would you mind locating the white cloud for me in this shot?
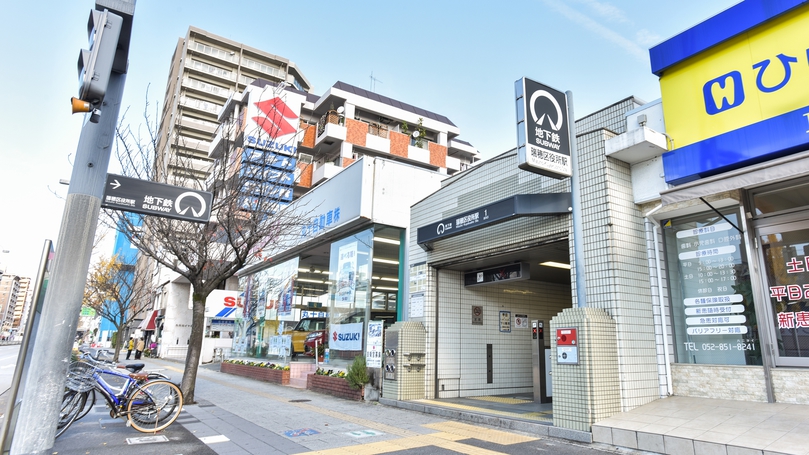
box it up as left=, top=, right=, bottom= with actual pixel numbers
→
left=539, top=0, right=647, bottom=62
left=635, top=29, right=662, bottom=47
left=571, top=0, right=631, bottom=24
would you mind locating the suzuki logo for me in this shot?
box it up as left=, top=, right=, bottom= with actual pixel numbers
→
left=252, top=97, right=298, bottom=139
left=703, top=71, right=745, bottom=115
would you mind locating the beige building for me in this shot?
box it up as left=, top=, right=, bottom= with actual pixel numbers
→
left=155, top=26, right=313, bottom=183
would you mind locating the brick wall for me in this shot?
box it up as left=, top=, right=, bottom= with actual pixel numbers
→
left=220, top=363, right=290, bottom=385
left=300, top=123, right=316, bottom=148
left=307, top=374, right=363, bottom=401
left=389, top=131, right=409, bottom=158
left=345, top=118, right=367, bottom=147
left=428, top=142, right=447, bottom=168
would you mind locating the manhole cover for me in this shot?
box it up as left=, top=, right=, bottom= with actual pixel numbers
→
left=289, top=399, right=311, bottom=403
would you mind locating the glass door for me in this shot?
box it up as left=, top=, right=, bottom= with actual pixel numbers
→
left=758, top=221, right=809, bottom=366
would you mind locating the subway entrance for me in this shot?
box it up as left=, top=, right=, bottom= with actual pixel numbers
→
left=427, top=239, right=571, bottom=420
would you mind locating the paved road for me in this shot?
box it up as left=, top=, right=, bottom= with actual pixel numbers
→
left=50, top=358, right=639, bottom=455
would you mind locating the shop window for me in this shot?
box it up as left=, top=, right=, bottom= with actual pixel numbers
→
left=663, top=209, right=762, bottom=365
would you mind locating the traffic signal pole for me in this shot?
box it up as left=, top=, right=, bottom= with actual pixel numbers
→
left=10, top=2, right=134, bottom=452
left=10, top=72, right=126, bottom=455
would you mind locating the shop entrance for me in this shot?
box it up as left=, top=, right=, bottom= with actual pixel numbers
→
left=431, top=239, right=571, bottom=416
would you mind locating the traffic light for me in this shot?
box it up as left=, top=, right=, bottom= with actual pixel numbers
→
left=76, top=9, right=122, bottom=107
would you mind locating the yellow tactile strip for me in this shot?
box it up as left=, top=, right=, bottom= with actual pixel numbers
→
left=467, top=396, right=533, bottom=405
left=297, top=422, right=538, bottom=455
left=179, top=365, right=542, bottom=454
left=414, top=399, right=553, bottom=423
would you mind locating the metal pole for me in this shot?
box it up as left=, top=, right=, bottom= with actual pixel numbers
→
left=566, top=91, right=586, bottom=308
left=11, top=73, right=126, bottom=455
left=0, top=241, right=52, bottom=454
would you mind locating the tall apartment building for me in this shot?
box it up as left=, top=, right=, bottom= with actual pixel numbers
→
left=12, top=277, right=31, bottom=334
left=155, top=26, right=313, bottom=183
left=0, top=275, right=20, bottom=335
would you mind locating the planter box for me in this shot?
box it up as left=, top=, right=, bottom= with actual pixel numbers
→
left=307, top=374, right=363, bottom=401
left=220, top=363, right=290, bottom=385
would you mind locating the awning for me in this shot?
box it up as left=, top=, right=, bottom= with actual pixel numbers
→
left=138, top=310, right=159, bottom=331
left=660, top=149, right=809, bottom=206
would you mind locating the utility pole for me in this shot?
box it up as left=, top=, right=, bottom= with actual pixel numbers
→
left=10, top=2, right=135, bottom=454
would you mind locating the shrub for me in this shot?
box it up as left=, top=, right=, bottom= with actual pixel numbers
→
left=346, top=356, right=369, bottom=390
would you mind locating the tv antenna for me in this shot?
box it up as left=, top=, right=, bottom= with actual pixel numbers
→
left=370, top=72, right=383, bottom=92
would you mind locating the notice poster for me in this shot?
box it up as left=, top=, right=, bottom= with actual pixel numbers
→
left=675, top=222, right=747, bottom=336
left=336, top=242, right=358, bottom=307
left=366, top=321, right=384, bottom=368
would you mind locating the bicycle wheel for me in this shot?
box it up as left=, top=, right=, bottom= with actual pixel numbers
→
left=75, top=389, right=96, bottom=422
left=55, top=390, right=85, bottom=438
left=126, top=380, right=183, bottom=433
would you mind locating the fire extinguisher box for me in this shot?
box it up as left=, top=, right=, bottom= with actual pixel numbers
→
left=556, top=327, right=578, bottom=364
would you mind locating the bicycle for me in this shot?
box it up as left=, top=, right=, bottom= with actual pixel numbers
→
left=57, top=350, right=183, bottom=436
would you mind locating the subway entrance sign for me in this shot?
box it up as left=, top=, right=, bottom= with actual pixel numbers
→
left=101, top=173, right=213, bottom=223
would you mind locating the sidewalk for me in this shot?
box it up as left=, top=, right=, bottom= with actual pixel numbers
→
left=50, top=358, right=626, bottom=455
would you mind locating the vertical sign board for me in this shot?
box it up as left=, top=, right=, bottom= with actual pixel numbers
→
left=515, top=77, right=571, bottom=179
left=556, top=327, right=578, bottom=364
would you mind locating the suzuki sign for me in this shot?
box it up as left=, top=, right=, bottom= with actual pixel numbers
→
left=204, top=290, right=241, bottom=319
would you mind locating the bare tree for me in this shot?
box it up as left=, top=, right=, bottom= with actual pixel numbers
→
left=83, top=254, right=152, bottom=361
left=107, top=85, right=313, bottom=403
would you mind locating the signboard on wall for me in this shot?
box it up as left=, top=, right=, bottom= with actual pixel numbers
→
left=515, top=77, right=571, bottom=179
left=651, top=3, right=809, bottom=184
left=464, top=263, right=530, bottom=287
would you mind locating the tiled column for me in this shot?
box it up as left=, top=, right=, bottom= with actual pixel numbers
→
left=551, top=307, right=621, bottom=432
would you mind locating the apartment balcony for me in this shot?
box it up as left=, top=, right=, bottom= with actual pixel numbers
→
left=184, top=58, right=237, bottom=84
left=175, top=136, right=210, bottom=155
left=604, top=126, right=668, bottom=164
left=312, top=162, right=342, bottom=186
left=181, top=77, right=231, bottom=101
left=177, top=114, right=218, bottom=137
left=180, top=96, right=222, bottom=117
left=209, top=124, right=245, bottom=160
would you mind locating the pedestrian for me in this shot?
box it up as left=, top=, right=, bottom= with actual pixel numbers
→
left=126, top=337, right=134, bottom=360
left=135, top=337, right=145, bottom=360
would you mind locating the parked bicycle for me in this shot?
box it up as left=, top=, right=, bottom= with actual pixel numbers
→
left=57, top=350, right=183, bottom=437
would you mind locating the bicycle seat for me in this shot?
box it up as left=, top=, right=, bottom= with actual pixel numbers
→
left=120, top=363, right=145, bottom=373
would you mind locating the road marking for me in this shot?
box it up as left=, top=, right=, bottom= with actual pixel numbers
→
left=199, top=435, right=229, bottom=444
left=126, top=435, right=169, bottom=444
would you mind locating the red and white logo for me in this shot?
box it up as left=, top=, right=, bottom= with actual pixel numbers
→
left=252, top=97, right=298, bottom=139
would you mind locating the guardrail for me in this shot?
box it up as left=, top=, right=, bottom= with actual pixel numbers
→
left=162, top=345, right=188, bottom=360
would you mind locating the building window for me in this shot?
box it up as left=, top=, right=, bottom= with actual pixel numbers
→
left=663, top=209, right=762, bottom=365
left=241, top=57, right=282, bottom=79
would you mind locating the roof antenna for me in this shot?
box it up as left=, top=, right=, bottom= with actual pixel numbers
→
left=370, top=71, right=383, bottom=92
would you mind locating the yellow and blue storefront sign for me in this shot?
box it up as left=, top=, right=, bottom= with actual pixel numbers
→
left=651, top=0, right=809, bottom=185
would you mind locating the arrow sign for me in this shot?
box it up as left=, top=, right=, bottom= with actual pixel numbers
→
left=102, top=173, right=213, bottom=223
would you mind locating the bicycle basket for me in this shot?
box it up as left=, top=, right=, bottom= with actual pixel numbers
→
left=65, top=361, right=96, bottom=392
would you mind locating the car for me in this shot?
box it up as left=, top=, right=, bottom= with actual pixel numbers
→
left=283, top=317, right=326, bottom=356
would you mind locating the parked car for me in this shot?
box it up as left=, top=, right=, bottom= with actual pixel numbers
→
left=283, top=317, right=326, bottom=356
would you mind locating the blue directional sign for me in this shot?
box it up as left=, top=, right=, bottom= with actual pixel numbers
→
left=102, top=174, right=213, bottom=223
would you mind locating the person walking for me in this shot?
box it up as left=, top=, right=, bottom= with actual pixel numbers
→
left=126, top=337, right=134, bottom=360
left=135, top=337, right=145, bottom=360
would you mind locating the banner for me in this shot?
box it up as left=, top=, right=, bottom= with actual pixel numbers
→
left=336, top=242, right=358, bottom=306
left=330, top=322, right=363, bottom=351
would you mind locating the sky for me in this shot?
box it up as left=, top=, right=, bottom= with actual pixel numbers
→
left=0, top=0, right=741, bottom=279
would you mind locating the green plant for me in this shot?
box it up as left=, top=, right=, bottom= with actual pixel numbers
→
left=415, top=117, right=426, bottom=148
left=401, top=121, right=409, bottom=135
left=316, top=343, right=326, bottom=357
left=346, top=356, right=369, bottom=390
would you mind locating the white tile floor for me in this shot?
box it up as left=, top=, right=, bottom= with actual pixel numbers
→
left=593, top=396, right=809, bottom=455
